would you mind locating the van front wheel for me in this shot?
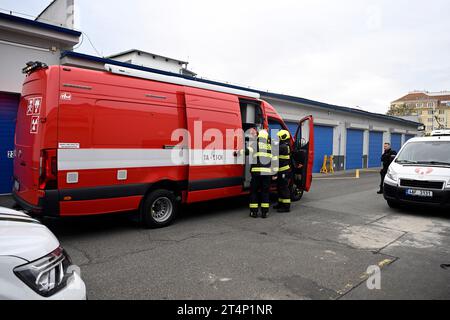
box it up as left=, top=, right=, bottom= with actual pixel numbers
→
left=141, top=189, right=178, bottom=228
left=387, top=200, right=400, bottom=209
left=291, top=183, right=304, bottom=202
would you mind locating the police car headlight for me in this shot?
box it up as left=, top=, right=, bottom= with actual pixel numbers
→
left=446, top=179, right=450, bottom=189
left=386, top=167, right=398, bottom=182
left=14, top=247, right=73, bottom=297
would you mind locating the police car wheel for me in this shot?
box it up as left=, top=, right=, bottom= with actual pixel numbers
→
left=291, top=184, right=304, bottom=202
left=387, top=200, right=400, bottom=209
left=142, top=189, right=178, bottom=228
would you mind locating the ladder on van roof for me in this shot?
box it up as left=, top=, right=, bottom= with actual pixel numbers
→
left=104, top=64, right=261, bottom=100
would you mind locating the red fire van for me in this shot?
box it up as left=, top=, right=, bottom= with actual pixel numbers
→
left=13, top=62, right=314, bottom=227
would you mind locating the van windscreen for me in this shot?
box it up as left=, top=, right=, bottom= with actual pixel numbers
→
left=396, top=141, right=450, bottom=166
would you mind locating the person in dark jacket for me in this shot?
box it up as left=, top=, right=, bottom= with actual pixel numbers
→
left=378, top=143, right=397, bottom=194
left=273, top=130, right=292, bottom=213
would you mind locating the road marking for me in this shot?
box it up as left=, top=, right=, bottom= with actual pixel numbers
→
left=336, top=258, right=394, bottom=297
left=315, top=169, right=380, bottom=180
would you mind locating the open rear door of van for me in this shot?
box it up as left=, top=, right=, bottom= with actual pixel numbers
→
left=292, top=116, right=315, bottom=192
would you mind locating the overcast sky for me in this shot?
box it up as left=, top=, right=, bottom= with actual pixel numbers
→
left=1, top=0, right=450, bottom=113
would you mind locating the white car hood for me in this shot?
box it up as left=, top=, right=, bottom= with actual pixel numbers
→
left=391, top=163, right=450, bottom=182
left=0, top=209, right=60, bottom=262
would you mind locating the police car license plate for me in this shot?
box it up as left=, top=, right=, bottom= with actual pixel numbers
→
left=406, top=189, right=433, bottom=197
left=14, top=180, right=19, bottom=191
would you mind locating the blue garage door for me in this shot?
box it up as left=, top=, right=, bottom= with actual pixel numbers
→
left=346, top=129, right=364, bottom=170
left=391, top=133, right=402, bottom=153
left=0, top=92, right=20, bottom=194
left=285, top=122, right=334, bottom=173
left=285, top=122, right=298, bottom=137
left=313, top=125, right=333, bottom=173
left=368, top=131, right=383, bottom=168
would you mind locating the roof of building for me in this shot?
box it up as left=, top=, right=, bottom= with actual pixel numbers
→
left=61, top=51, right=421, bottom=127
left=106, top=49, right=189, bottom=65
left=0, top=11, right=81, bottom=37
left=393, top=91, right=450, bottom=103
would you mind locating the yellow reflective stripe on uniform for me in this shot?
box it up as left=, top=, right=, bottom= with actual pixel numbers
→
left=258, top=142, right=271, bottom=150
left=279, top=165, right=291, bottom=172
left=249, top=203, right=259, bottom=209
left=279, top=155, right=290, bottom=160
left=261, top=203, right=270, bottom=208
left=278, top=198, right=291, bottom=204
left=251, top=167, right=272, bottom=173
left=258, top=131, right=269, bottom=139
left=255, top=152, right=272, bottom=158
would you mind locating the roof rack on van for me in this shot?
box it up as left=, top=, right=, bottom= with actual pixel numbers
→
left=22, top=61, right=48, bottom=75
left=430, top=129, right=450, bottom=137
left=104, top=64, right=261, bottom=100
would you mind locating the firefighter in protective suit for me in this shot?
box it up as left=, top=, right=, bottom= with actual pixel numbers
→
left=248, top=129, right=272, bottom=218
left=273, top=130, right=292, bottom=213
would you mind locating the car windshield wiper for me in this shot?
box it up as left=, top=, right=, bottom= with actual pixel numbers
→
left=396, top=160, right=418, bottom=164
left=416, top=161, right=450, bottom=166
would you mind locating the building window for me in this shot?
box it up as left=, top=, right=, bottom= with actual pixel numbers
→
left=428, top=118, right=434, bottom=122
left=439, top=109, right=445, bottom=114
left=428, top=102, right=434, bottom=107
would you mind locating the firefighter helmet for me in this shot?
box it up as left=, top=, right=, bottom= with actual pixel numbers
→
left=277, top=130, right=291, bottom=141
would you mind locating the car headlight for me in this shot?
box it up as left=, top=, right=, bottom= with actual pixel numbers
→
left=14, top=247, right=73, bottom=297
left=386, top=167, right=398, bottom=182
left=446, top=179, right=450, bottom=189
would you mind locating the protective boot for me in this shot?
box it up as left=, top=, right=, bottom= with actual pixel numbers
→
left=261, top=208, right=269, bottom=219
left=277, top=204, right=290, bottom=213
left=250, top=209, right=258, bottom=218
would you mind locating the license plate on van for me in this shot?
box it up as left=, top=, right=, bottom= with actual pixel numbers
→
left=13, top=180, right=20, bottom=191
left=406, top=189, right=433, bottom=197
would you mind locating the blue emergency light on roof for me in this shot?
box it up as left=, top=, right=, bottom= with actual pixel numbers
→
left=22, top=61, right=48, bottom=75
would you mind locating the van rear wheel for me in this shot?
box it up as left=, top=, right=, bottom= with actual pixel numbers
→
left=141, top=189, right=178, bottom=228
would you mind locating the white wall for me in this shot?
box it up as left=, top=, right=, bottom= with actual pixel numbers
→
left=0, top=41, right=61, bottom=93
left=37, top=0, right=74, bottom=29
left=112, top=52, right=184, bottom=74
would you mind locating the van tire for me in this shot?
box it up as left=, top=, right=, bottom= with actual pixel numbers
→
left=291, top=184, right=304, bottom=202
left=387, top=200, right=400, bottom=209
left=141, top=189, right=178, bottom=228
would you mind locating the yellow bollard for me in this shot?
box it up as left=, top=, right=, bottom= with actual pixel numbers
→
left=320, top=155, right=328, bottom=174
left=328, top=156, right=335, bottom=174
left=355, top=169, right=360, bottom=179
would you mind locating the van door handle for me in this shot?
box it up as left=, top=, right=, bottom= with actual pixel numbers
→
left=163, top=145, right=177, bottom=150
left=20, top=161, right=26, bottom=166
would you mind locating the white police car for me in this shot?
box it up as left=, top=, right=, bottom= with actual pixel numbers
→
left=0, top=207, right=86, bottom=300
left=383, top=131, right=450, bottom=208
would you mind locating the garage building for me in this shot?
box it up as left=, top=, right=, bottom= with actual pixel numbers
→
left=0, top=7, right=420, bottom=194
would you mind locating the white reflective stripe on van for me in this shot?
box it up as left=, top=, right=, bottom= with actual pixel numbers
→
left=58, top=149, right=244, bottom=171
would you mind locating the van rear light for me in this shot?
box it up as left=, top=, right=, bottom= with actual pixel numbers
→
left=39, top=149, right=58, bottom=190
